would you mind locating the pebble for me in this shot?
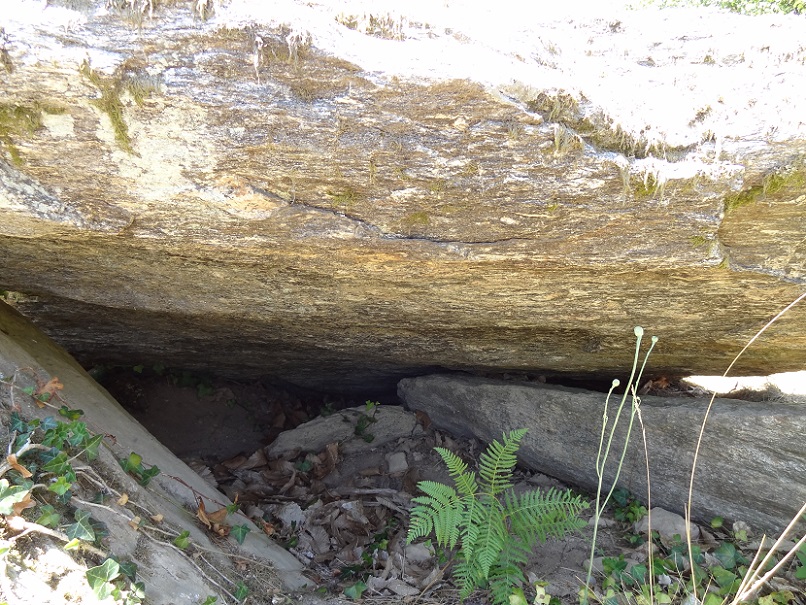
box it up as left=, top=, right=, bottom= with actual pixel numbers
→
left=386, top=451, right=408, bottom=474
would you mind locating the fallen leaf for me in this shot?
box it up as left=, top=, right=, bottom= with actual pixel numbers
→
left=242, top=448, right=268, bottom=470
left=150, top=513, right=164, bottom=523
left=206, top=506, right=229, bottom=526
left=129, top=516, right=142, bottom=531
left=12, top=493, right=35, bottom=516
left=279, top=469, right=297, bottom=494
left=196, top=498, right=211, bottom=529
left=221, top=454, right=249, bottom=470
left=6, top=454, right=32, bottom=478
left=117, top=493, right=129, bottom=506
left=35, top=377, right=64, bottom=406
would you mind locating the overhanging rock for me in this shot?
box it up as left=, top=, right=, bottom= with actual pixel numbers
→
left=1, top=1, right=805, bottom=391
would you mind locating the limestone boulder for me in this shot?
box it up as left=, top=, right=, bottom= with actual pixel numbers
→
left=1, top=1, right=806, bottom=391
left=398, top=373, right=806, bottom=534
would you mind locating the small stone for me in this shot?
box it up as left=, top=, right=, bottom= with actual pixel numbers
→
left=386, top=579, right=419, bottom=596
left=634, top=507, right=700, bottom=543
left=404, top=542, right=434, bottom=563
left=386, top=451, right=408, bottom=474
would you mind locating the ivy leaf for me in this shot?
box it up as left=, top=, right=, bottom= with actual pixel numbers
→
left=10, top=412, right=29, bottom=433
left=129, top=581, right=146, bottom=602
left=86, top=558, right=121, bottom=600
left=42, top=423, right=69, bottom=448
left=43, top=451, right=73, bottom=477
left=82, top=434, right=104, bottom=461
left=713, top=542, right=744, bottom=570
left=58, top=405, right=83, bottom=421
left=0, top=479, right=31, bottom=515
left=231, top=524, right=251, bottom=545
left=66, top=421, right=90, bottom=447
left=40, top=416, right=59, bottom=431
left=173, top=530, right=190, bottom=549
left=13, top=432, right=33, bottom=452
left=36, top=504, right=61, bottom=528
left=139, top=465, right=160, bottom=486
left=344, top=581, right=367, bottom=600
left=66, top=509, right=96, bottom=541
left=234, top=581, right=249, bottom=602
left=120, top=452, right=143, bottom=474
left=48, top=475, right=73, bottom=496
left=113, top=558, right=138, bottom=581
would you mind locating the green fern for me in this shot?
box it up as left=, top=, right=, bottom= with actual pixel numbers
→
left=406, top=429, right=589, bottom=604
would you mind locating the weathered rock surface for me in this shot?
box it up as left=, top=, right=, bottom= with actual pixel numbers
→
left=0, top=300, right=309, bottom=603
left=398, top=373, right=806, bottom=534
left=1, top=1, right=806, bottom=391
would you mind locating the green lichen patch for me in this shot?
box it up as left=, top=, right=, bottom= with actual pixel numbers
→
left=724, top=185, right=763, bottom=213
left=0, top=101, right=65, bottom=165
left=325, top=187, right=361, bottom=210
left=403, top=210, right=430, bottom=226
left=690, top=234, right=709, bottom=248
left=723, top=168, right=806, bottom=213
left=80, top=60, right=134, bottom=154
left=631, top=173, right=663, bottom=199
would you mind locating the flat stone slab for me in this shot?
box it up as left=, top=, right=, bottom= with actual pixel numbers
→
left=266, top=405, right=419, bottom=458
left=398, top=373, right=806, bottom=534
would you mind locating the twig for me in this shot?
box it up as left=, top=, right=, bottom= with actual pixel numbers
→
left=413, top=554, right=454, bottom=605
left=0, top=442, right=51, bottom=476
left=5, top=516, right=107, bottom=559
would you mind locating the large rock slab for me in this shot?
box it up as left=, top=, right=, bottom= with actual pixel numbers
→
left=1, top=1, right=806, bottom=391
left=0, top=300, right=309, bottom=603
left=398, top=373, right=806, bottom=534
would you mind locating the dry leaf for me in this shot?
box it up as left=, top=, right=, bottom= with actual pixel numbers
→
left=196, top=498, right=212, bottom=529
left=35, top=377, right=64, bottom=406
left=12, top=493, right=35, bottom=516
left=221, top=454, right=249, bottom=470
left=207, top=506, right=228, bottom=525
left=6, top=454, right=32, bottom=478
left=117, top=493, right=129, bottom=506
left=150, top=513, right=164, bottom=523
left=129, top=516, right=142, bottom=531
left=242, top=448, right=268, bottom=470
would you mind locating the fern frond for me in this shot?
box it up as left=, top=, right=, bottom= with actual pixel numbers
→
left=435, top=446, right=479, bottom=498
left=488, top=540, right=528, bottom=605
left=470, top=494, right=507, bottom=580
left=452, top=554, right=486, bottom=600
left=504, top=488, right=589, bottom=546
left=407, top=481, right=464, bottom=548
left=478, top=428, right=527, bottom=496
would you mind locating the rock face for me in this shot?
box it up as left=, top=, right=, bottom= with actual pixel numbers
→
left=0, top=300, right=310, bottom=602
left=1, top=1, right=806, bottom=391
left=398, top=373, right=806, bottom=534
